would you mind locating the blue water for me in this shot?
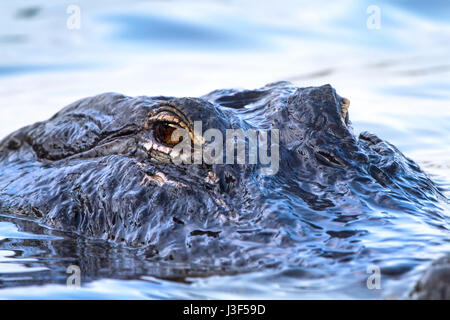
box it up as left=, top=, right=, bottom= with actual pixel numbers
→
left=0, top=0, right=449, bottom=299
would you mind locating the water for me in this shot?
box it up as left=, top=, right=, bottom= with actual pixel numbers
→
left=0, top=0, right=449, bottom=299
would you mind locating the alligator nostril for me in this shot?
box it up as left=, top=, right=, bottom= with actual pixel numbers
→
left=340, top=98, right=350, bottom=120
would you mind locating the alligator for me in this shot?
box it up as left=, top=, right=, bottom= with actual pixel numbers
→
left=0, top=82, right=448, bottom=296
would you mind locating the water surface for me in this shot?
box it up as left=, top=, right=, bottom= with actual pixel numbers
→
left=0, top=0, right=449, bottom=299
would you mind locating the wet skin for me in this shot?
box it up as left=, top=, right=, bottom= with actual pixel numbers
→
left=0, top=81, right=447, bottom=273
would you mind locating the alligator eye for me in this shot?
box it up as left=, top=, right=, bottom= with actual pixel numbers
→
left=153, top=122, right=184, bottom=147
left=148, top=109, right=193, bottom=152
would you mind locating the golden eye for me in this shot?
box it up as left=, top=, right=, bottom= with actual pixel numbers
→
left=148, top=109, right=192, bottom=149
left=153, top=122, right=184, bottom=147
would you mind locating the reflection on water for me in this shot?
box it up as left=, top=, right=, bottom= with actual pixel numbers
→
left=0, top=0, right=449, bottom=299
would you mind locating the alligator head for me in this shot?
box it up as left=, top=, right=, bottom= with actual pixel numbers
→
left=0, top=82, right=445, bottom=272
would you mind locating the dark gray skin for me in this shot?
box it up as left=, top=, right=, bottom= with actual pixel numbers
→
left=410, top=253, right=450, bottom=299
left=0, top=81, right=448, bottom=281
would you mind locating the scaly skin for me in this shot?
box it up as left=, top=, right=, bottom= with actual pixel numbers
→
left=0, top=82, right=447, bottom=275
